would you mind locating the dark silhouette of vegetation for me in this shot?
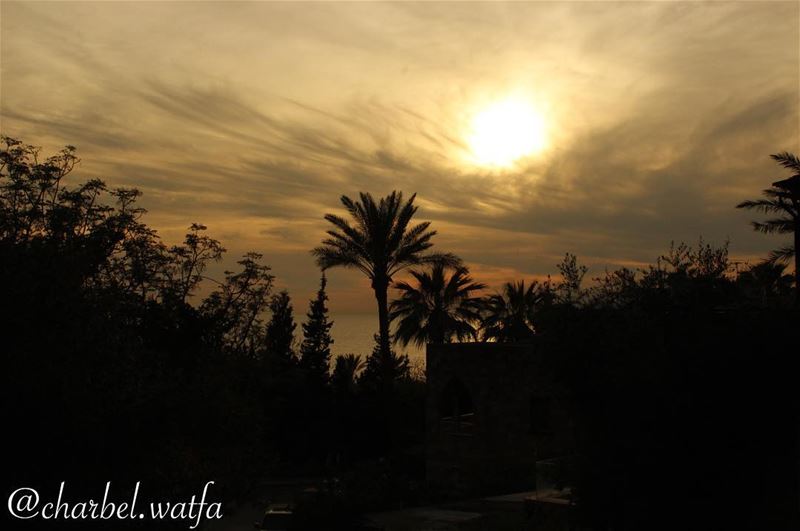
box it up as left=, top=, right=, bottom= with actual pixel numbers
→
left=481, top=280, right=545, bottom=341
left=527, top=243, right=799, bottom=531
left=0, top=138, right=428, bottom=530
left=299, top=273, right=334, bottom=385
left=360, top=334, right=411, bottom=391
left=332, top=353, right=363, bottom=394
left=390, top=263, right=485, bottom=346
left=311, top=191, right=456, bottom=390
left=202, top=251, right=275, bottom=356
left=555, top=252, right=587, bottom=306
left=2, top=136, right=797, bottom=530
left=736, top=260, right=794, bottom=305
left=0, top=137, right=286, bottom=528
left=737, top=152, right=799, bottom=304
left=264, top=290, right=298, bottom=368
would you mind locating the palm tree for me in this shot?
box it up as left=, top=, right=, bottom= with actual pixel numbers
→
left=312, top=191, right=457, bottom=382
left=331, top=353, right=363, bottom=394
left=737, top=152, right=800, bottom=304
left=390, top=263, right=486, bottom=347
left=481, top=280, right=541, bottom=342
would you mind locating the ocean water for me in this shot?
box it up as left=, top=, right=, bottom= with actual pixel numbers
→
left=327, top=313, right=425, bottom=367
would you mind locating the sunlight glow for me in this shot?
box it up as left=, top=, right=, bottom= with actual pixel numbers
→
left=467, top=99, right=547, bottom=167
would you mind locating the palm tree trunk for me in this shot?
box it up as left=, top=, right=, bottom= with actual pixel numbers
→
left=372, top=276, right=392, bottom=382
left=373, top=276, right=394, bottom=453
left=794, top=224, right=799, bottom=307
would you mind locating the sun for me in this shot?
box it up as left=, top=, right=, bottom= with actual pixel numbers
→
left=467, top=99, right=547, bottom=168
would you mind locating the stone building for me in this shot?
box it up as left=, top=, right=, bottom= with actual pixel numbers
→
left=425, top=341, right=570, bottom=497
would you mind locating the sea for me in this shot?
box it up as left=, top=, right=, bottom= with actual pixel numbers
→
left=326, top=313, right=426, bottom=368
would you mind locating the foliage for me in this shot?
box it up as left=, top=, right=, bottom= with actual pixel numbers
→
left=390, top=263, right=485, bottom=346
left=312, top=191, right=457, bottom=391
left=736, top=152, right=799, bottom=239
left=556, top=252, right=587, bottom=305
left=200, top=252, right=275, bottom=356
left=332, top=353, right=363, bottom=395
left=5, top=136, right=798, bottom=529
left=0, top=137, right=279, bottom=508
left=737, top=151, right=799, bottom=303
left=300, top=274, right=334, bottom=384
left=264, top=290, right=298, bottom=367
left=360, top=334, right=411, bottom=391
left=481, top=280, right=545, bottom=341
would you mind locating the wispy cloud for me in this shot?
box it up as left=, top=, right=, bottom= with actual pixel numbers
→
left=1, top=1, right=797, bottom=312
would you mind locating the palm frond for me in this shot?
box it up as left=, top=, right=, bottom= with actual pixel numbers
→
left=766, top=245, right=795, bottom=265
left=389, top=262, right=483, bottom=346
left=751, top=217, right=794, bottom=234
left=770, top=152, right=800, bottom=172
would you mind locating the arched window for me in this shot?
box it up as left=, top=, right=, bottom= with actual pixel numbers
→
left=440, top=378, right=475, bottom=435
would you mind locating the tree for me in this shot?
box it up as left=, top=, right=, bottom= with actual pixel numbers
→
left=201, top=252, right=274, bottom=356
left=331, top=353, right=363, bottom=395
left=359, top=334, right=410, bottom=391
left=311, top=191, right=456, bottom=387
left=737, top=152, right=800, bottom=304
left=737, top=261, right=794, bottom=306
left=264, top=290, right=297, bottom=367
left=0, top=137, right=284, bottom=500
left=556, top=253, right=588, bottom=306
left=481, top=280, right=542, bottom=342
left=300, top=273, right=334, bottom=383
left=164, top=223, right=225, bottom=304
left=390, top=263, right=485, bottom=347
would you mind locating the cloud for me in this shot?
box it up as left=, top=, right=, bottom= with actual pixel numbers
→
left=1, top=1, right=798, bottom=312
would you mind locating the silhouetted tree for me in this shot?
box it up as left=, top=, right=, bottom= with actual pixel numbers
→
left=360, top=334, right=410, bottom=389
left=737, top=152, right=799, bottom=304
left=312, top=191, right=456, bottom=388
left=164, top=223, right=225, bottom=304
left=264, top=290, right=297, bottom=367
left=586, top=267, right=639, bottom=309
left=332, top=353, right=363, bottom=395
left=481, top=280, right=542, bottom=341
left=390, top=263, right=485, bottom=346
left=201, top=252, right=274, bottom=356
left=737, top=261, right=794, bottom=307
left=556, top=252, right=588, bottom=306
left=300, top=273, right=334, bottom=384
left=581, top=239, right=734, bottom=312
left=0, top=137, right=278, bottom=503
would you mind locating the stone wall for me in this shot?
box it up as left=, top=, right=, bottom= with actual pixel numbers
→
left=426, top=342, right=559, bottom=497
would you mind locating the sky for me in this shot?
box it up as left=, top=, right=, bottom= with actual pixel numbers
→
left=1, top=1, right=799, bottom=314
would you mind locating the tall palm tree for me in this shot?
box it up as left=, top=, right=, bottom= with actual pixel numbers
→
left=390, top=263, right=486, bottom=347
left=312, top=191, right=456, bottom=381
left=737, top=152, right=800, bottom=304
left=481, top=280, right=541, bottom=342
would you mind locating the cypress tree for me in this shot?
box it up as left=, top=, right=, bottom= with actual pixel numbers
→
left=299, top=273, right=334, bottom=383
left=264, top=290, right=297, bottom=367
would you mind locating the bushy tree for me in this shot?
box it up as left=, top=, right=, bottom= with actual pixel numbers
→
left=164, top=223, right=225, bottom=304
left=556, top=252, right=588, bottom=306
left=360, top=334, right=410, bottom=391
left=202, top=252, right=275, bottom=356
left=0, top=137, right=279, bottom=502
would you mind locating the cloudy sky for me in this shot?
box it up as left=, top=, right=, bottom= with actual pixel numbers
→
left=2, top=1, right=798, bottom=313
